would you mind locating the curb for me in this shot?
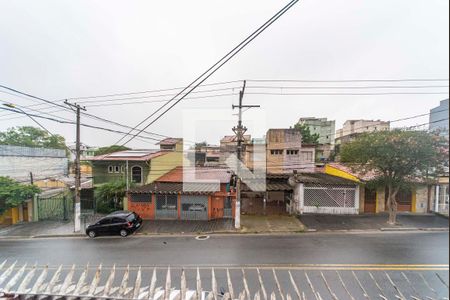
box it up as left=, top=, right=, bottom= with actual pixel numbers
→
left=380, top=227, right=449, bottom=232
left=1, top=227, right=447, bottom=240
left=32, top=234, right=86, bottom=239
left=419, top=228, right=449, bottom=232
left=380, top=227, right=420, bottom=232
left=434, top=212, right=450, bottom=219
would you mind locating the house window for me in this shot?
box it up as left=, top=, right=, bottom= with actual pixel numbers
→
left=131, top=166, right=143, bottom=183
left=108, top=165, right=114, bottom=173
left=121, top=165, right=125, bottom=173
left=114, top=166, right=120, bottom=173
left=287, top=150, right=299, bottom=155
left=271, top=149, right=283, bottom=155
left=301, top=151, right=313, bottom=162
left=156, top=194, right=178, bottom=210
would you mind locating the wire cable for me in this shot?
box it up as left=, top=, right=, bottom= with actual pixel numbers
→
left=118, top=0, right=300, bottom=146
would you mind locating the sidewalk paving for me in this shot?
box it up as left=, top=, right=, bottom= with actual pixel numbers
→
left=298, top=213, right=449, bottom=231
left=0, top=214, right=101, bottom=238
left=1, top=213, right=447, bottom=238
left=240, top=215, right=305, bottom=233
left=0, top=218, right=236, bottom=238
left=138, top=219, right=234, bottom=235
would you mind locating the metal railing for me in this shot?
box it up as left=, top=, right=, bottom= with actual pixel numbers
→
left=0, top=260, right=448, bottom=300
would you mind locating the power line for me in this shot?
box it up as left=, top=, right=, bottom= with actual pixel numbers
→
left=67, top=80, right=243, bottom=101
left=246, top=78, right=450, bottom=83
left=403, top=117, right=449, bottom=130
left=246, top=85, right=449, bottom=90
left=246, top=91, right=448, bottom=96
left=84, top=93, right=238, bottom=108
left=0, top=84, right=69, bottom=111
left=1, top=79, right=447, bottom=117
left=118, top=0, right=300, bottom=146
left=0, top=81, right=240, bottom=117
left=73, top=83, right=448, bottom=105
left=0, top=85, right=174, bottom=141
left=76, top=87, right=241, bottom=105
left=0, top=101, right=73, bottom=122
left=0, top=107, right=166, bottom=143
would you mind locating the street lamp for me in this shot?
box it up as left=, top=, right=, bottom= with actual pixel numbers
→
left=3, top=103, right=16, bottom=109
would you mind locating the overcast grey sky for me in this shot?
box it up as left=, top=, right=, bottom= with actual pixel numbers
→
left=0, top=0, right=448, bottom=148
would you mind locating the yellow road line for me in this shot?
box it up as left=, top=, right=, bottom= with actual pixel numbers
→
left=3, top=264, right=448, bottom=271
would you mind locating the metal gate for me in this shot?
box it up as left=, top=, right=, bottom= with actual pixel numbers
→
left=223, top=197, right=233, bottom=218
left=181, top=196, right=208, bottom=220
left=303, top=183, right=358, bottom=214
left=38, top=192, right=73, bottom=221
left=155, top=195, right=178, bottom=219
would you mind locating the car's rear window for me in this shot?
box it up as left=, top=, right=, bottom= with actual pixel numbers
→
left=126, top=214, right=136, bottom=222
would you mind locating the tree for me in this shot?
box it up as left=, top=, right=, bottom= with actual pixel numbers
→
left=195, top=141, right=208, bottom=150
left=0, top=177, right=40, bottom=214
left=0, top=126, right=67, bottom=150
left=294, top=123, right=320, bottom=144
left=94, top=145, right=131, bottom=156
left=341, top=130, right=447, bottom=224
left=94, top=181, right=128, bottom=213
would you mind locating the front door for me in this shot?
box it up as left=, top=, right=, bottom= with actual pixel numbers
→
left=223, top=197, right=233, bottom=218
left=364, top=188, right=377, bottom=213
left=211, top=196, right=224, bottom=219
left=385, top=188, right=412, bottom=212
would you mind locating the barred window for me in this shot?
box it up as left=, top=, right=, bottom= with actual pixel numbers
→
left=132, top=166, right=143, bottom=183
left=131, top=194, right=151, bottom=203
left=271, top=149, right=283, bottom=155
left=156, top=195, right=178, bottom=210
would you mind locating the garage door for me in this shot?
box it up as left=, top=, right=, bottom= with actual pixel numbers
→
left=181, top=195, right=208, bottom=220
left=155, top=194, right=178, bottom=219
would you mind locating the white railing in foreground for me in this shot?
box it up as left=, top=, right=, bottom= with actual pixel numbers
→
left=0, top=260, right=448, bottom=300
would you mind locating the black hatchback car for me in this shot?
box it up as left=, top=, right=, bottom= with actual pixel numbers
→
left=86, top=211, right=142, bottom=238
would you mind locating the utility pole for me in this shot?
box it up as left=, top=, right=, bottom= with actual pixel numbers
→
left=64, top=100, right=86, bottom=233
left=29, top=172, right=33, bottom=185
left=232, top=80, right=260, bottom=229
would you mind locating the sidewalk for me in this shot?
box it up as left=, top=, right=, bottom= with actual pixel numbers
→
left=240, top=215, right=306, bottom=233
left=298, top=213, right=449, bottom=232
left=1, top=213, right=447, bottom=238
left=138, top=219, right=235, bottom=235
left=0, top=214, right=101, bottom=238
left=0, top=218, right=236, bottom=238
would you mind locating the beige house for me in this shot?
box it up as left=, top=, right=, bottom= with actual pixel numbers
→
left=266, top=129, right=315, bottom=174
left=325, top=163, right=435, bottom=214
left=335, top=120, right=390, bottom=145
left=219, top=135, right=252, bottom=165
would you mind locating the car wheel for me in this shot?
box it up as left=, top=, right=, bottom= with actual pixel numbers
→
left=120, top=229, right=128, bottom=237
left=88, top=231, right=96, bottom=238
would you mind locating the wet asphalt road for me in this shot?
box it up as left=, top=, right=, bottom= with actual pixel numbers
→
left=0, top=232, right=448, bottom=299
left=0, top=231, right=448, bottom=266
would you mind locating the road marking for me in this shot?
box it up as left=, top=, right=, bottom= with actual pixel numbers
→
left=1, top=264, right=448, bottom=271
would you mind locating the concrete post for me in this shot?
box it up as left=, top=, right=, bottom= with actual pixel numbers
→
left=355, top=185, right=360, bottom=213
left=435, top=185, right=440, bottom=212
left=18, top=204, right=24, bottom=222
left=33, top=194, right=39, bottom=222
left=299, top=183, right=305, bottom=214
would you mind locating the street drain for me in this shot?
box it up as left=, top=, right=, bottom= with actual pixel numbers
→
left=195, top=235, right=210, bottom=241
